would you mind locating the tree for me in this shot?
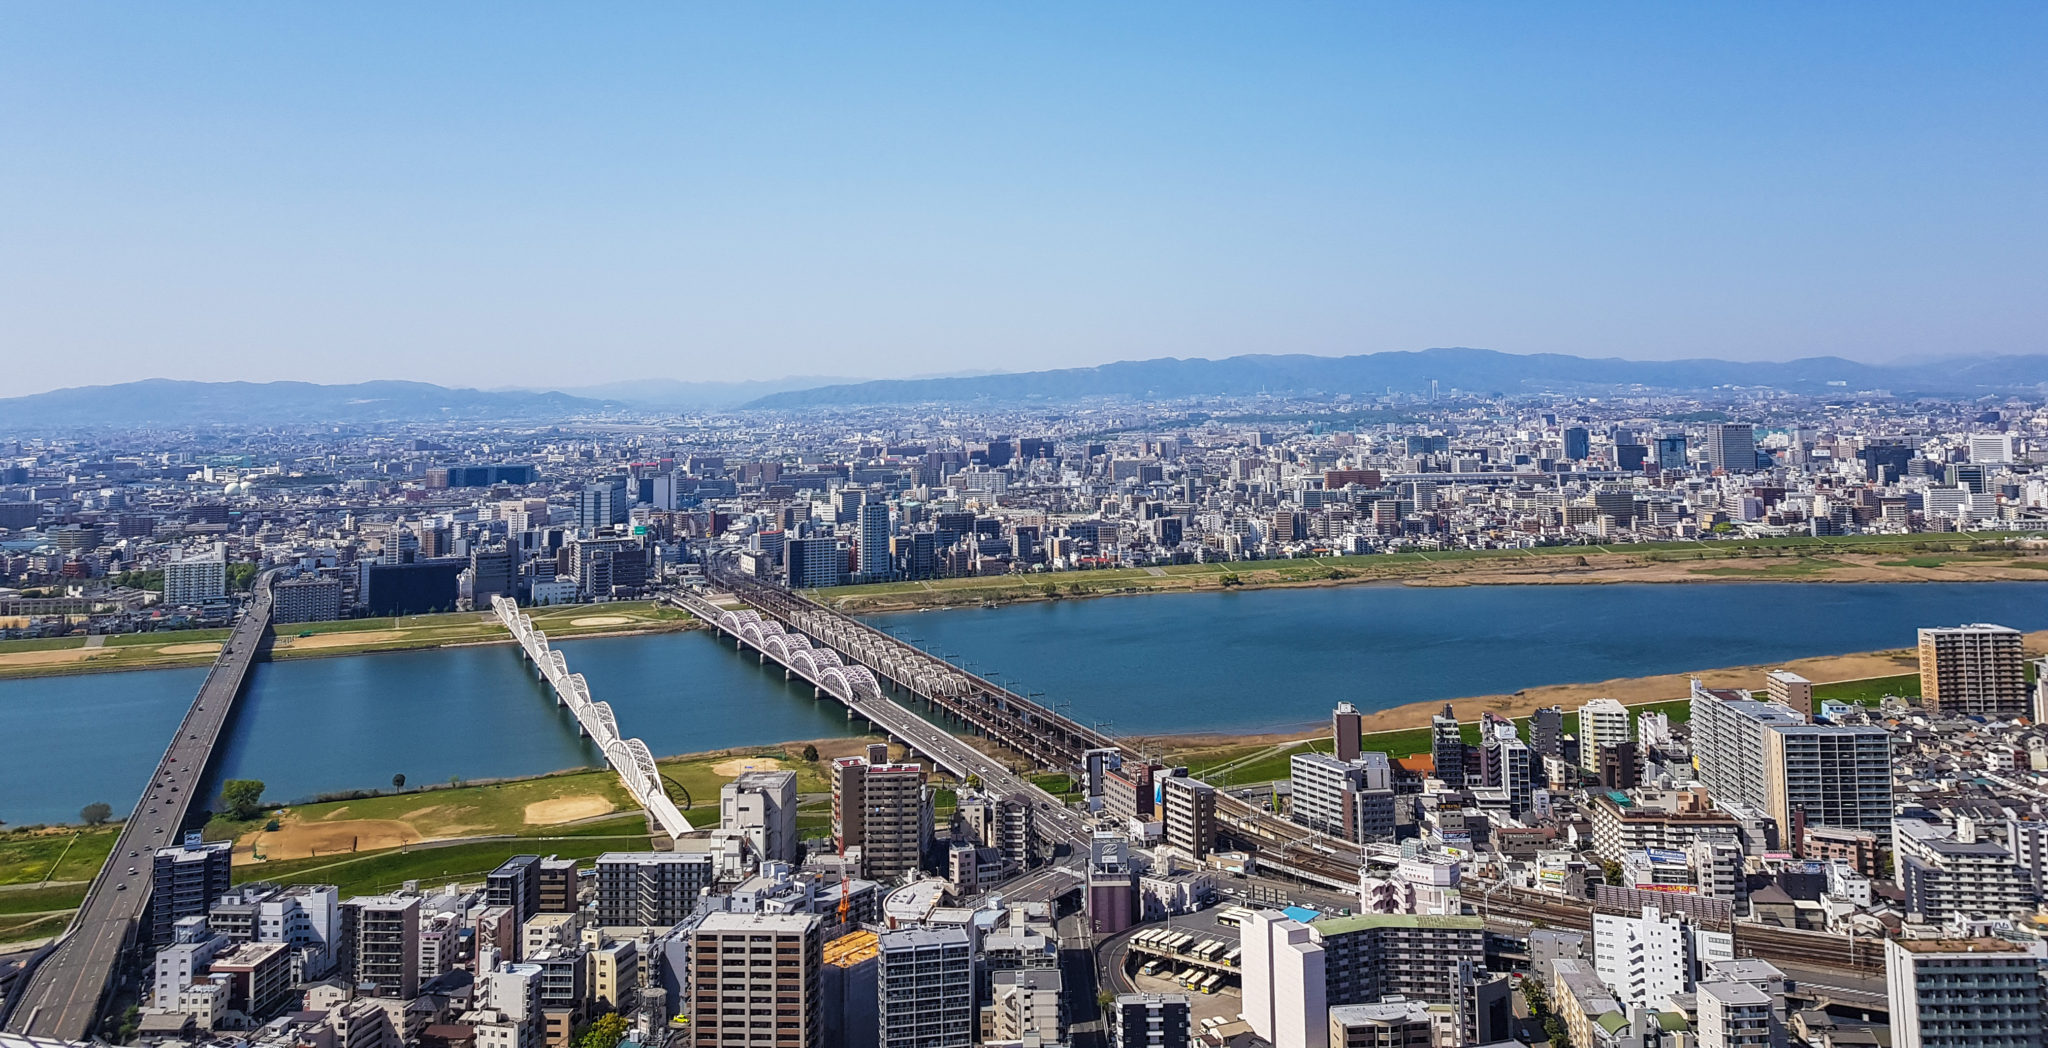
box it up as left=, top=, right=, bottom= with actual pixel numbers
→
left=800, top=744, right=820, bottom=763
left=1599, top=858, right=1624, bottom=886
left=220, top=779, right=266, bottom=820
left=575, top=1013, right=628, bottom=1048
left=392, top=773, right=406, bottom=790
left=80, top=802, right=113, bottom=826
left=226, top=562, right=260, bottom=592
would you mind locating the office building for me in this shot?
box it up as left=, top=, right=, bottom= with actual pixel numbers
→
left=833, top=753, right=930, bottom=881
left=1886, top=937, right=2047, bottom=1048
left=1919, top=624, right=2029, bottom=718
left=689, top=912, right=823, bottom=1048
left=1111, top=994, right=1191, bottom=1048
left=152, top=837, right=234, bottom=946
left=722, top=770, right=800, bottom=864
left=1563, top=426, right=1590, bottom=461
left=273, top=574, right=344, bottom=624
left=1160, top=773, right=1216, bottom=861
left=338, top=895, right=421, bottom=1000
left=1705, top=423, right=1757, bottom=473
left=856, top=502, right=894, bottom=582
left=1592, top=903, right=1734, bottom=1008
left=165, top=542, right=228, bottom=606
left=1577, top=698, right=1631, bottom=773
left=1087, top=835, right=1138, bottom=936
left=785, top=535, right=845, bottom=590
left=877, top=926, right=974, bottom=1048
left=595, top=852, right=715, bottom=928
left=577, top=477, right=629, bottom=530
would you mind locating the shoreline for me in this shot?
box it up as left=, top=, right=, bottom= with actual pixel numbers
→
left=819, top=537, right=2048, bottom=615
left=0, top=607, right=702, bottom=682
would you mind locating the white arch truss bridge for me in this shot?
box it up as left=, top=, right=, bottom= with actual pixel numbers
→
left=491, top=596, right=691, bottom=838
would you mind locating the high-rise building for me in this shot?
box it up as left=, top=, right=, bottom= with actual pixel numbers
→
left=1310, top=914, right=1487, bottom=1009
left=1688, top=683, right=1892, bottom=837
left=537, top=857, right=578, bottom=914
left=1528, top=706, right=1565, bottom=757
left=1577, top=699, right=1631, bottom=773
left=151, top=837, right=233, bottom=946
left=1431, top=707, right=1465, bottom=787
left=786, top=536, right=845, bottom=590
left=1919, top=624, right=2029, bottom=718
left=594, top=852, right=716, bottom=928
left=833, top=753, right=930, bottom=881
left=1886, top=937, right=2047, bottom=1048
left=1705, top=423, right=1757, bottom=474
left=1159, top=774, right=1216, bottom=861
left=1332, top=701, right=1362, bottom=762
left=988, top=969, right=1064, bottom=1045
left=1110, top=993, right=1191, bottom=1048
left=1970, top=433, right=2017, bottom=465
left=577, top=478, right=629, bottom=530
left=876, top=926, right=974, bottom=1048
left=856, top=502, right=894, bottom=581
left=721, top=770, right=800, bottom=864
left=1563, top=426, right=1590, bottom=461
left=1290, top=752, right=1395, bottom=843
left=487, top=855, right=543, bottom=954
left=1240, top=910, right=1327, bottom=1048
left=164, top=542, right=227, bottom=606
left=338, top=895, right=421, bottom=1000
left=1653, top=434, right=1690, bottom=471
left=273, top=574, right=344, bottom=624
left=689, top=912, right=823, bottom=1048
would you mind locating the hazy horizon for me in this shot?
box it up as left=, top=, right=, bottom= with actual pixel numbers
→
left=4, top=4, right=2044, bottom=395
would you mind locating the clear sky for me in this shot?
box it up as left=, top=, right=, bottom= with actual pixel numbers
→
left=3, top=4, right=2044, bottom=395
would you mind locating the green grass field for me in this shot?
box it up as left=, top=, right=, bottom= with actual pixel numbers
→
left=1812, top=674, right=1922, bottom=704
left=232, top=817, right=657, bottom=897
left=0, top=826, right=121, bottom=886
left=816, top=533, right=2043, bottom=610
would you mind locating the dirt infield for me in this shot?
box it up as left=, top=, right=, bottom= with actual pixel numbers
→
left=0, top=648, right=93, bottom=667
left=569, top=616, right=633, bottom=627
left=276, top=630, right=410, bottom=650
left=157, top=643, right=223, bottom=656
left=711, top=757, right=789, bottom=777
left=523, top=795, right=615, bottom=824
left=241, top=817, right=421, bottom=861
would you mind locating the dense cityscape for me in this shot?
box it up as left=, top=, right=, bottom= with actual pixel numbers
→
left=2, top=387, right=2048, bottom=1048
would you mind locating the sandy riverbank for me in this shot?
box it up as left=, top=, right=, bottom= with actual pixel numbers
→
left=1139, top=629, right=2048, bottom=751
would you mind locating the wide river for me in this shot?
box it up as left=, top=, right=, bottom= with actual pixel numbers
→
left=3, top=581, right=2045, bottom=825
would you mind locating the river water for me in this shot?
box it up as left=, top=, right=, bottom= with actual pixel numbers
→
left=4, top=581, right=2045, bottom=825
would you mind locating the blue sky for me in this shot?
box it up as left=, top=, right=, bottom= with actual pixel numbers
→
left=2, top=4, right=2044, bottom=394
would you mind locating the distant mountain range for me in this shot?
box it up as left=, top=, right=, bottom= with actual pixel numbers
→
left=0, top=379, right=614, bottom=429
left=745, top=347, right=2048, bottom=407
left=8, top=348, right=2047, bottom=428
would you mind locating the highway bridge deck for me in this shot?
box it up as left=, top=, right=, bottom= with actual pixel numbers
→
left=2, top=574, right=277, bottom=1040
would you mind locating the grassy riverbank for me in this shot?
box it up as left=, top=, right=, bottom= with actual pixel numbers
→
left=812, top=533, right=2048, bottom=613
left=0, top=600, right=696, bottom=680
left=0, top=736, right=885, bottom=948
